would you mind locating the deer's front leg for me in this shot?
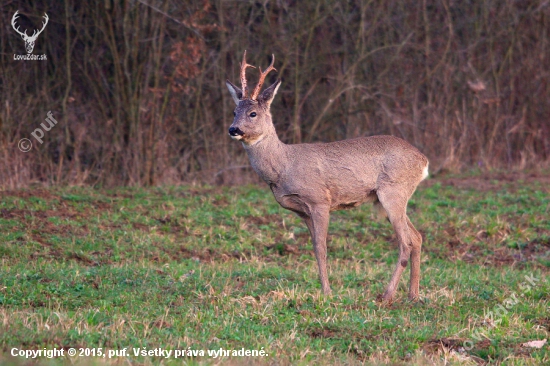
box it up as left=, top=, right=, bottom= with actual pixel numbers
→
left=302, top=207, right=331, bottom=295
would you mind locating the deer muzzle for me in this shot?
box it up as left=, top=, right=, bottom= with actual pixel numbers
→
left=228, top=127, right=244, bottom=140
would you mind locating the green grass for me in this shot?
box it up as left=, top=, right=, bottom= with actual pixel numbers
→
left=0, top=174, right=549, bottom=365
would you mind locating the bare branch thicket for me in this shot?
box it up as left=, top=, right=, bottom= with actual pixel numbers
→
left=0, top=0, right=548, bottom=187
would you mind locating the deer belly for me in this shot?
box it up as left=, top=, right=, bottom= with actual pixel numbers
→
left=329, top=189, right=377, bottom=211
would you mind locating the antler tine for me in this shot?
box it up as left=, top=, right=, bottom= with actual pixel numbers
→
left=240, top=50, right=256, bottom=99
left=31, top=13, right=49, bottom=39
left=11, top=11, right=27, bottom=37
left=38, top=13, right=49, bottom=33
left=251, top=54, right=277, bottom=100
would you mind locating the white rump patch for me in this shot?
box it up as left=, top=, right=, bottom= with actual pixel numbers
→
left=421, top=162, right=429, bottom=180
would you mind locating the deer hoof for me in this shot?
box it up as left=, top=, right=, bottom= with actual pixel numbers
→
left=408, top=294, right=424, bottom=303
left=376, top=293, right=394, bottom=305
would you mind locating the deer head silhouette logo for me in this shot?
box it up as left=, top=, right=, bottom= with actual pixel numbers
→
left=11, top=11, right=49, bottom=54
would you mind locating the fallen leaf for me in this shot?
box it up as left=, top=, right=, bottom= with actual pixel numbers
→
left=522, top=339, right=547, bottom=348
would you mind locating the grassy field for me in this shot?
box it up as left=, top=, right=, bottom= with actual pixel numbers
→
left=0, top=172, right=549, bottom=365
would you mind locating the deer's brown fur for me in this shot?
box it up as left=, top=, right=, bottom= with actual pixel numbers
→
left=226, top=52, right=428, bottom=301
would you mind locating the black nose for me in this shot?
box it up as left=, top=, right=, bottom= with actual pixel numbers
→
left=228, top=127, right=244, bottom=136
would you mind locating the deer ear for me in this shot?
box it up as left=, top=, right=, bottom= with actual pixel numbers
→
left=226, top=80, right=243, bottom=105
left=258, top=79, right=281, bottom=107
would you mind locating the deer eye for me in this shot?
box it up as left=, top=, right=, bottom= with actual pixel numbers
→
left=250, top=112, right=257, bottom=117
left=233, top=111, right=236, bottom=116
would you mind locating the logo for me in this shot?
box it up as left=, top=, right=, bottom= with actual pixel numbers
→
left=18, top=111, right=58, bottom=152
left=11, top=10, right=48, bottom=60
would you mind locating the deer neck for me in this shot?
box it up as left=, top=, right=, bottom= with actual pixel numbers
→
left=243, top=131, right=288, bottom=185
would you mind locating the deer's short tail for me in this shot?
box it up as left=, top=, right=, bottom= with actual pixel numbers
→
left=421, top=161, right=429, bottom=181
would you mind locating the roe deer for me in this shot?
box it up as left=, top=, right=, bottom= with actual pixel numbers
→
left=226, top=51, right=429, bottom=301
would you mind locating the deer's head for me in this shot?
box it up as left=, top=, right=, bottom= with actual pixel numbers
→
left=226, top=51, right=281, bottom=146
left=11, top=11, right=49, bottom=54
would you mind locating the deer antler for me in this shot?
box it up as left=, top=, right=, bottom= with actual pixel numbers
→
left=11, top=11, right=49, bottom=40
left=31, top=13, right=49, bottom=40
left=11, top=11, right=27, bottom=38
left=251, top=54, right=277, bottom=100
left=240, top=50, right=256, bottom=99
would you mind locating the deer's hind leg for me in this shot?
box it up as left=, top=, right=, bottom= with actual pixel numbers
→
left=376, top=187, right=417, bottom=302
left=407, top=216, right=422, bottom=300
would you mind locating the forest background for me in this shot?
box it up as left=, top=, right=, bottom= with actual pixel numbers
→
left=1, top=0, right=548, bottom=187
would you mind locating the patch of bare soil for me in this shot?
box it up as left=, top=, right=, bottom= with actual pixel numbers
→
left=246, top=214, right=284, bottom=227
left=1, top=207, right=81, bottom=220
left=177, top=187, right=224, bottom=197
left=92, top=201, right=112, bottom=210
left=307, top=326, right=374, bottom=341
left=156, top=215, right=176, bottom=225
left=151, top=319, right=173, bottom=329
left=306, top=325, right=374, bottom=361
left=265, top=243, right=302, bottom=256
left=534, top=317, right=550, bottom=331
left=423, top=337, right=467, bottom=354
left=151, top=244, right=252, bottom=263
left=439, top=222, right=550, bottom=267
left=30, top=248, right=62, bottom=260
left=246, top=214, right=313, bottom=248
left=2, top=206, right=93, bottom=249
left=423, top=338, right=489, bottom=364
left=2, top=208, right=89, bottom=244
left=42, top=221, right=89, bottom=237
left=443, top=235, right=550, bottom=267
left=308, top=328, right=337, bottom=338
left=522, top=236, right=550, bottom=256
left=69, top=252, right=99, bottom=266
left=132, top=222, right=150, bottom=231
left=212, top=196, right=230, bottom=207
left=246, top=214, right=310, bottom=248
left=30, top=233, right=51, bottom=247
left=0, top=189, right=59, bottom=200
